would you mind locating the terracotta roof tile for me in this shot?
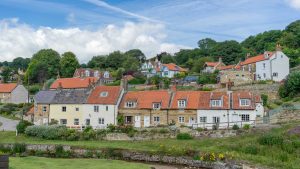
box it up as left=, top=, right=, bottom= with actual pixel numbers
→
left=205, top=62, right=219, bottom=67
left=162, top=63, right=187, bottom=72
left=50, top=77, right=98, bottom=89
left=170, top=91, right=201, bottom=109
left=120, top=90, right=171, bottom=109
left=240, top=52, right=273, bottom=66
left=232, top=91, right=256, bottom=110
left=217, top=65, right=235, bottom=70
left=198, top=92, right=230, bottom=110
left=87, top=86, right=122, bottom=105
left=0, top=83, right=17, bottom=93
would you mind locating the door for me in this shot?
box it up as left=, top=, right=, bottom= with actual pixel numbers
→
left=144, top=116, right=150, bottom=127
left=189, top=117, right=195, bottom=126
left=134, top=116, right=141, bottom=128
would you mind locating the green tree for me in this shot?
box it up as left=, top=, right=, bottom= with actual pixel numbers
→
left=60, top=52, right=80, bottom=77
left=124, top=49, right=146, bottom=64
left=87, top=55, right=107, bottom=68
left=213, top=40, right=243, bottom=65
left=122, top=55, right=140, bottom=72
left=0, top=66, right=12, bottom=83
left=191, top=57, right=214, bottom=72
left=11, top=57, right=30, bottom=71
left=279, top=71, right=300, bottom=98
left=106, top=51, right=125, bottom=70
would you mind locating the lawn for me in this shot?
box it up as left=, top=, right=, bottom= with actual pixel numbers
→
left=1, top=122, right=300, bottom=169
left=9, top=156, right=151, bottom=169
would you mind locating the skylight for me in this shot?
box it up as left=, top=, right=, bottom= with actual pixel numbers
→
left=100, top=92, right=108, bottom=97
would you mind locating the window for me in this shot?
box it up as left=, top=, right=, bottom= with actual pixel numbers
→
left=199, top=116, right=207, bottom=123
left=74, top=119, right=79, bottom=125
left=75, top=107, right=79, bottom=111
left=85, top=119, right=90, bottom=125
left=85, top=70, right=90, bottom=77
left=104, top=72, right=110, bottom=78
left=154, top=116, right=160, bottom=122
left=62, top=106, right=66, bottom=112
left=240, top=99, right=251, bottom=106
left=125, top=116, right=133, bottom=124
left=100, top=92, right=108, bottom=97
left=213, top=117, right=220, bottom=124
left=153, top=103, right=161, bottom=109
left=263, top=73, right=266, bottom=78
left=273, top=72, right=278, bottom=77
left=164, top=71, right=168, bottom=76
left=106, top=106, right=108, bottom=111
left=241, top=114, right=250, bottom=122
left=178, top=100, right=186, bottom=108
left=263, top=63, right=266, bottom=68
left=60, top=119, right=67, bottom=125
left=42, top=106, right=47, bottom=112
left=211, top=100, right=222, bottom=107
left=178, top=116, right=185, bottom=123
left=126, top=102, right=136, bottom=108
left=94, top=106, right=99, bottom=112
left=98, top=118, right=104, bottom=125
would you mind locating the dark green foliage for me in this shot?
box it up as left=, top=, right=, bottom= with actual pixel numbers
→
left=279, top=71, right=300, bottom=98
left=60, top=52, right=80, bottom=78
left=55, top=145, right=71, bottom=158
left=243, top=124, right=250, bottom=130
left=16, top=120, right=33, bottom=134
left=258, top=134, right=284, bottom=146
left=197, top=72, right=217, bottom=84
left=12, top=143, right=26, bottom=153
left=176, top=133, right=193, bottom=140
left=159, top=128, right=169, bottom=134
left=128, top=77, right=146, bottom=85
left=27, top=85, right=41, bottom=95
left=261, top=94, right=268, bottom=106
left=232, top=124, right=240, bottom=130
left=0, top=66, right=12, bottom=83
left=117, top=115, right=124, bottom=126
left=243, top=145, right=259, bottom=155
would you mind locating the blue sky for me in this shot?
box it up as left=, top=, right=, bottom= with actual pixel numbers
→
left=0, top=0, right=299, bottom=62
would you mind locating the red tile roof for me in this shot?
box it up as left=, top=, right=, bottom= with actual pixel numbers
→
left=170, top=91, right=201, bottom=109
left=198, top=92, right=230, bottom=110
left=217, top=65, right=235, bottom=70
left=162, top=63, right=187, bottom=72
left=240, top=52, right=273, bottom=66
left=50, top=77, right=98, bottom=89
left=205, top=62, right=219, bottom=67
left=232, top=91, right=256, bottom=110
left=0, top=83, right=17, bottom=93
left=87, top=86, right=122, bottom=104
left=120, top=90, right=171, bottom=109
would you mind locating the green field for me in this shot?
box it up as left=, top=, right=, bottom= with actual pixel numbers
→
left=1, top=122, right=300, bottom=169
left=9, top=157, right=151, bottom=169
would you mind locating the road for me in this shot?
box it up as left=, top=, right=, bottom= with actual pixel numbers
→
left=0, top=115, right=19, bottom=131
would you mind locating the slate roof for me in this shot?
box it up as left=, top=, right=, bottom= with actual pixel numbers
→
left=34, top=90, right=58, bottom=104
left=51, top=89, right=90, bottom=104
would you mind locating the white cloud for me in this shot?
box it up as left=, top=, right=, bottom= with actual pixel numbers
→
left=286, top=0, right=300, bottom=9
left=0, top=18, right=186, bottom=63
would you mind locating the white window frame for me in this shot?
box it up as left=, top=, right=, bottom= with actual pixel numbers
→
left=106, top=106, right=108, bottom=111
left=42, top=106, right=47, bottom=113
left=94, top=105, right=99, bottom=112
left=153, top=116, right=160, bottom=123
left=178, top=116, right=185, bottom=123
left=60, top=119, right=67, bottom=125
left=212, top=116, right=220, bottom=124
left=74, top=118, right=79, bottom=125
left=273, top=72, right=278, bottom=77
left=98, top=118, right=105, bottom=125
left=126, top=102, right=136, bottom=108
left=241, top=114, right=250, bottom=122
left=178, top=100, right=186, bottom=108
left=85, top=119, right=90, bottom=126
left=240, top=99, right=251, bottom=106
left=100, top=92, right=108, bottom=97
left=85, top=70, right=90, bottom=77
left=153, top=103, right=161, bottom=109
left=199, top=116, right=207, bottom=123
left=210, top=100, right=222, bottom=107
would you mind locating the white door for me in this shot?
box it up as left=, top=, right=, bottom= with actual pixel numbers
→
left=144, top=116, right=150, bottom=127
left=135, top=116, right=141, bottom=128
left=189, top=117, right=195, bottom=126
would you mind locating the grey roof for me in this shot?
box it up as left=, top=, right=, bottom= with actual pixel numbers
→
left=51, top=89, right=90, bottom=104
left=34, top=90, right=58, bottom=104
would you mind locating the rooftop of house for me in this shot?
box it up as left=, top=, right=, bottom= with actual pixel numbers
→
left=51, top=89, right=90, bottom=104
left=87, top=86, right=122, bottom=105
left=34, top=90, right=58, bottom=104
left=232, top=91, right=256, bottom=110
left=0, top=83, right=18, bottom=93
left=162, top=63, right=187, bottom=72
left=205, top=62, right=219, bottom=67
left=217, top=65, right=235, bottom=71
left=50, top=77, right=98, bottom=89
left=240, top=52, right=273, bottom=66
left=170, top=91, right=202, bottom=109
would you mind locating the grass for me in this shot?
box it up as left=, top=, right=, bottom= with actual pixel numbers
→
left=0, top=122, right=2, bottom=127
left=9, top=156, right=151, bottom=169
left=1, top=122, right=300, bottom=169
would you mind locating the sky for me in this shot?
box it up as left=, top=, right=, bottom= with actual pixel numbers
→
left=0, top=0, right=299, bottom=63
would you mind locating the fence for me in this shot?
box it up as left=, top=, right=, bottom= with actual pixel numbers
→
left=191, top=120, right=257, bottom=129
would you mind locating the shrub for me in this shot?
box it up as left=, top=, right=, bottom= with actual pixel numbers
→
left=159, top=128, right=169, bottom=134
left=16, top=120, right=33, bottom=133
left=82, top=127, right=96, bottom=140
left=176, top=133, right=193, bottom=140
left=261, top=94, right=268, bottom=106
left=243, top=145, right=259, bottom=155
left=196, top=127, right=203, bottom=132
left=107, top=124, right=116, bottom=132
left=212, top=124, right=218, bottom=130
left=258, top=134, right=284, bottom=146
left=12, top=143, right=26, bottom=154
left=95, top=129, right=107, bottom=140
left=243, top=124, right=250, bottom=130
left=232, top=124, right=239, bottom=130
left=150, top=128, right=159, bottom=134
left=281, top=141, right=295, bottom=153
left=117, top=115, right=125, bottom=126
left=278, top=152, right=289, bottom=162
left=25, top=125, right=70, bottom=140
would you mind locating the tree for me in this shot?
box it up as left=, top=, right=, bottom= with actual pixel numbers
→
left=0, top=66, right=12, bottom=83
left=198, top=38, right=217, bottom=56
left=279, top=71, right=300, bottom=98
left=191, top=57, right=214, bottom=73
left=106, top=51, right=125, bottom=70
left=124, top=49, right=146, bottom=64
left=60, top=52, right=80, bottom=77
left=87, top=55, right=107, bottom=68
left=159, top=52, right=175, bottom=64
left=11, top=57, right=30, bottom=71
left=25, top=49, right=61, bottom=83
left=122, top=55, right=140, bottom=72
left=212, top=40, right=243, bottom=65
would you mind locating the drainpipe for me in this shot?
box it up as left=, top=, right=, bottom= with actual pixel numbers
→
left=270, top=53, right=276, bottom=81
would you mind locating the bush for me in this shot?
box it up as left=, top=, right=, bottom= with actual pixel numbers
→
left=243, top=124, right=250, bottom=130
left=17, top=120, right=33, bottom=133
left=107, top=124, right=116, bottom=132
left=243, top=145, right=259, bottom=155
left=258, top=134, right=284, bottom=146
left=128, top=77, right=146, bottom=85
left=176, top=133, right=193, bottom=140
left=12, top=143, right=26, bottom=154
left=212, top=124, right=218, bottom=130
left=196, top=127, right=203, bottom=132
left=261, top=94, right=268, bottom=106
left=95, top=129, right=107, bottom=140
left=25, top=125, right=70, bottom=140
left=232, top=124, right=239, bottom=130
left=159, top=128, right=169, bottom=134
left=55, top=145, right=71, bottom=158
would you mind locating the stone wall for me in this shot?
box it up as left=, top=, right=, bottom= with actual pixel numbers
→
left=270, top=109, right=300, bottom=124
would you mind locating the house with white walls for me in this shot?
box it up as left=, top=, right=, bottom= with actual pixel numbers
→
left=85, top=86, right=124, bottom=129
left=160, top=63, right=187, bottom=78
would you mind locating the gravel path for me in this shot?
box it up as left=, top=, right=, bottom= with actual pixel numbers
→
left=0, top=115, right=19, bottom=131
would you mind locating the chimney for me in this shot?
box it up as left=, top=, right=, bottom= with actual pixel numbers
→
left=246, top=53, right=251, bottom=59
left=120, top=77, right=128, bottom=92
left=218, top=57, right=222, bottom=63
left=264, top=51, right=269, bottom=59
left=276, top=44, right=282, bottom=51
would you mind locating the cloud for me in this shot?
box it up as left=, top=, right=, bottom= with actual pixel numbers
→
left=286, top=0, right=300, bottom=9
left=0, top=18, right=186, bottom=63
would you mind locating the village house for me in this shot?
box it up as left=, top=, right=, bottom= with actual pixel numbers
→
left=49, top=89, right=90, bottom=128
left=85, top=86, right=124, bottom=128
left=118, top=90, right=172, bottom=127
left=0, top=83, right=28, bottom=104
left=73, top=68, right=114, bottom=84
left=218, top=70, right=253, bottom=86
left=50, top=77, right=98, bottom=90
left=140, top=58, right=161, bottom=78
left=33, top=90, right=58, bottom=125
left=203, top=58, right=225, bottom=73
left=236, top=45, right=289, bottom=81
left=159, top=63, right=187, bottom=78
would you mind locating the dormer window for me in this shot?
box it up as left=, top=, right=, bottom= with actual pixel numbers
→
left=153, top=103, right=161, bottom=109
left=178, top=100, right=186, bottom=108
left=240, top=99, right=251, bottom=106
left=126, top=101, right=136, bottom=108
left=211, top=99, right=222, bottom=107
left=85, top=70, right=90, bottom=77
left=100, top=92, right=108, bottom=97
